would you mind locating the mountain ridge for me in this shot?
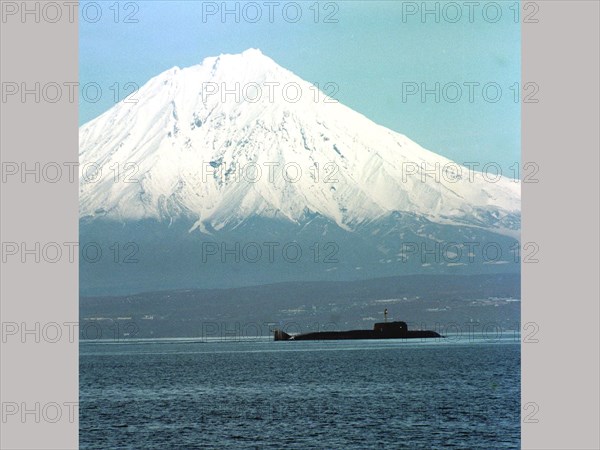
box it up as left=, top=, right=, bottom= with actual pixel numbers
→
left=80, top=272, right=521, bottom=338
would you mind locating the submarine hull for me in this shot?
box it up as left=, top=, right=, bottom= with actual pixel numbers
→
left=274, top=329, right=441, bottom=341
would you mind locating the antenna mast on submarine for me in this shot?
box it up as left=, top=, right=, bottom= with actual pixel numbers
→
left=384, top=308, right=388, bottom=323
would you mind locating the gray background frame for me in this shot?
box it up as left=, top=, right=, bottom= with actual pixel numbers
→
left=521, top=1, right=599, bottom=448
left=1, top=1, right=599, bottom=448
left=1, top=0, right=79, bottom=448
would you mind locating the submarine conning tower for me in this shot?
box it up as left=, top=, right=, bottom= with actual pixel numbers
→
left=373, top=321, right=407, bottom=332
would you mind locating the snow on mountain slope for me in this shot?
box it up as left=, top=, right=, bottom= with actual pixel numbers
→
left=79, top=48, right=520, bottom=234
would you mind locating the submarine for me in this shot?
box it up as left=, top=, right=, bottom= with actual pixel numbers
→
left=274, top=309, right=442, bottom=341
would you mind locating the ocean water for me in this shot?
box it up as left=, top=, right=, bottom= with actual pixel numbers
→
left=80, top=336, right=520, bottom=449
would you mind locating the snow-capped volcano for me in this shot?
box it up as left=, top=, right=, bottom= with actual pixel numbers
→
left=79, top=48, right=519, bottom=235
left=79, top=49, right=520, bottom=295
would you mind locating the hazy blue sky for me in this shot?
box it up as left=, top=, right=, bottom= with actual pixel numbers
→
left=80, top=1, right=520, bottom=170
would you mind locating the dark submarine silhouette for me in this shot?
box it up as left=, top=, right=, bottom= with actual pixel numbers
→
left=274, top=309, right=443, bottom=341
